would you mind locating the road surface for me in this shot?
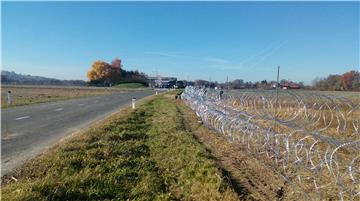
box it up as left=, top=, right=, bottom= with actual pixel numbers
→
left=1, top=90, right=154, bottom=176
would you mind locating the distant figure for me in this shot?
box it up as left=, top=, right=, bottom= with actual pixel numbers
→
left=219, top=90, right=224, bottom=100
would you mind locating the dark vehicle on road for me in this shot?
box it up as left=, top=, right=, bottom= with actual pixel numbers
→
left=176, top=81, right=185, bottom=88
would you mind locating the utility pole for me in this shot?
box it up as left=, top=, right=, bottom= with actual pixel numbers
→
left=227, top=76, right=229, bottom=91
left=274, top=66, right=280, bottom=132
left=225, top=75, right=229, bottom=120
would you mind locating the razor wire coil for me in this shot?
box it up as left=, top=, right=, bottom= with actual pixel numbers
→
left=182, top=86, right=360, bottom=200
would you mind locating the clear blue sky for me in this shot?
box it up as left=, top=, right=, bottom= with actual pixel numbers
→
left=2, top=1, right=359, bottom=84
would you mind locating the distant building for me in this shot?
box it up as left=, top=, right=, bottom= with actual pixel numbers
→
left=148, top=76, right=177, bottom=88
left=280, top=83, right=301, bottom=89
left=270, top=81, right=301, bottom=90
left=270, top=81, right=278, bottom=89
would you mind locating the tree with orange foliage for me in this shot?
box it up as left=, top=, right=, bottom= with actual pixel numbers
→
left=87, top=60, right=120, bottom=85
left=312, top=70, right=359, bottom=91
left=341, top=70, right=359, bottom=90
left=111, top=58, right=122, bottom=70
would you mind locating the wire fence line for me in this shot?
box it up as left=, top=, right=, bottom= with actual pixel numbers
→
left=181, top=86, right=360, bottom=200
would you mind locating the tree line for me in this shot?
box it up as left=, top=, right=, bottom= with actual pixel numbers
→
left=1, top=70, right=86, bottom=86
left=193, top=79, right=304, bottom=90
left=192, top=70, right=359, bottom=91
left=87, top=58, right=148, bottom=86
left=311, top=70, right=360, bottom=91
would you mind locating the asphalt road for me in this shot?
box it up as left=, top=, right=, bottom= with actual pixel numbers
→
left=1, top=90, right=154, bottom=176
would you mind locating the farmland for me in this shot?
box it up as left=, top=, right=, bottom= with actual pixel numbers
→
left=1, top=85, right=147, bottom=108
left=2, top=1, right=359, bottom=200
left=1, top=93, right=239, bottom=200
left=2, top=87, right=359, bottom=200
left=182, top=87, right=360, bottom=200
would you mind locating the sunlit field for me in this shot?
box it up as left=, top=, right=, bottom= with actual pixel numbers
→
left=182, top=87, right=360, bottom=200
left=1, top=85, right=146, bottom=108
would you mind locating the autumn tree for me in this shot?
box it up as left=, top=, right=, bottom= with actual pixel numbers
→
left=111, top=58, right=122, bottom=70
left=312, top=70, right=360, bottom=91
left=87, top=60, right=120, bottom=85
left=87, top=57, right=149, bottom=86
left=341, top=70, right=359, bottom=90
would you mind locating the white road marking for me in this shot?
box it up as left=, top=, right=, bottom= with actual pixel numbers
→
left=78, top=103, right=84, bottom=106
left=55, top=108, right=64, bottom=111
left=2, top=133, right=19, bottom=140
left=15, top=116, right=30, bottom=120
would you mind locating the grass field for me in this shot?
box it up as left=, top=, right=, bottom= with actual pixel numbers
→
left=1, top=93, right=239, bottom=200
left=114, top=83, right=146, bottom=89
left=1, top=85, right=148, bottom=108
left=225, top=89, right=360, bottom=140
left=183, top=87, right=360, bottom=200
left=4, top=90, right=350, bottom=200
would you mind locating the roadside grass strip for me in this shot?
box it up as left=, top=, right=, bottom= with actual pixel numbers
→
left=114, top=83, right=146, bottom=89
left=1, top=95, right=238, bottom=200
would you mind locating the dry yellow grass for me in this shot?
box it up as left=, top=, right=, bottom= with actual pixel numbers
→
left=1, top=85, right=147, bottom=108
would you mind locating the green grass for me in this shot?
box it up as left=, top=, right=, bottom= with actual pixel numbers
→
left=114, top=83, right=146, bottom=89
left=1, top=94, right=238, bottom=200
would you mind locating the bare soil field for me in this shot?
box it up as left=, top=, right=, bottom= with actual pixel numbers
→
left=1, top=85, right=148, bottom=108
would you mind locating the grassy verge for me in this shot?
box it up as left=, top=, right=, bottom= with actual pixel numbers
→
left=1, top=93, right=238, bottom=200
left=114, top=83, right=146, bottom=89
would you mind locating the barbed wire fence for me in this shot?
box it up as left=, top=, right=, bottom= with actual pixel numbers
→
left=181, top=86, right=360, bottom=200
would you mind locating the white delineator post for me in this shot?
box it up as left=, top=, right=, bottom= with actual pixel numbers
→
left=7, top=91, right=12, bottom=105
left=156, top=91, right=158, bottom=95
left=132, top=97, right=136, bottom=109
